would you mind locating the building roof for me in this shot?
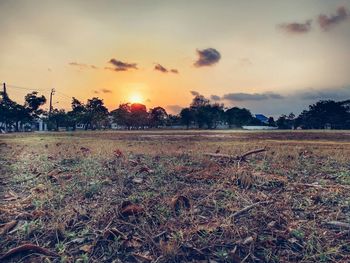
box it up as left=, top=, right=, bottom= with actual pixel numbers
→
left=255, top=114, right=269, bottom=123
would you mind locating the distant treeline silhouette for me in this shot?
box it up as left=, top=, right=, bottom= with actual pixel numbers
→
left=1, top=89, right=349, bottom=131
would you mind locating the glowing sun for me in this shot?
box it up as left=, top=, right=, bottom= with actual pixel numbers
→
left=129, top=93, right=143, bottom=104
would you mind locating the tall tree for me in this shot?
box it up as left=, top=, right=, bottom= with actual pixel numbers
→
left=85, top=97, right=109, bottom=129
left=180, top=108, right=195, bottom=129
left=226, top=107, right=253, bottom=127
left=0, top=91, right=30, bottom=131
left=24, top=91, right=46, bottom=119
left=130, top=103, right=148, bottom=129
left=67, top=97, right=87, bottom=129
left=149, top=107, right=168, bottom=128
left=111, top=103, right=132, bottom=129
left=50, top=109, right=68, bottom=130
left=296, top=100, right=350, bottom=129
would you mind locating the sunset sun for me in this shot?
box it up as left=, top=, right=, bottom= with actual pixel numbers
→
left=129, top=93, right=143, bottom=104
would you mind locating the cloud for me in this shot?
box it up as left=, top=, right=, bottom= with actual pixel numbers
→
left=190, top=90, right=200, bottom=96
left=69, top=62, right=98, bottom=69
left=268, top=92, right=284, bottom=99
left=107, top=58, right=138, bottom=71
left=279, top=20, right=312, bottom=34
left=298, top=87, right=350, bottom=100
left=222, top=92, right=284, bottom=101
left=210, top=95, right=221, bottom=101
left=93, top=89, right=112, bottom=94
left=154, top=64, right=179, bottom=74
left=154, top=64, right=168, bottom=73
left=101, top=89, right=112, bottom=94
left=318, top=6, right=349, bottom=31
left=194, top=48, right=221, bottom=67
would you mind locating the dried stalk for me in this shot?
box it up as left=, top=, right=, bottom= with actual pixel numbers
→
left=204, top=147, right=267, bottom=162
left=229, top=201, right=270, bottom=220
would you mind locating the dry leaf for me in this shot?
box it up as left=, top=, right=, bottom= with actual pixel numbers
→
left=123, top=237, right=143, bottom=248
left=120, top=202, right=145, bottom=216
left=80, top=244, right=93, bottom=253
left=114, top=149, right=124, bottom=158
left=171, top=195, right=191, bottom=215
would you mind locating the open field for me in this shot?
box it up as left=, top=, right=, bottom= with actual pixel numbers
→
left=1, top=130, right=350, bottom=262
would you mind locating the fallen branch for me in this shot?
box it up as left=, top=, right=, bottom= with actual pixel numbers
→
left=324, top=221, right=350, bottom=230
left=239, top=148, right=267, bottom=161
left=204, top=147, right=267, bottom=162
left=230, top=201, right=270, bottom=220
left=0, top=243, right=58, bottom=260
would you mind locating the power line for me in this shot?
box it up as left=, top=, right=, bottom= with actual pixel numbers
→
left=6, top=84, right=48, bottom=92
left=55, top=90, right=72, bottom=99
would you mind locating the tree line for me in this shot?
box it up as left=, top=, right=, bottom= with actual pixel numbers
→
left=1, top=89, right=349, bottom=131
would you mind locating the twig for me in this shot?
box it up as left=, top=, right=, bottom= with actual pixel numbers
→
left=0, top=220, right=17, bottom=235
left=0, top=243, right=58, bottom=260
left=239, top=147, right=267, bottom=161
left=324, top=221, right=350, bottom=230
left=230, top=201, right=270, bottom=220
left=204, top=147, right=267, bottom=162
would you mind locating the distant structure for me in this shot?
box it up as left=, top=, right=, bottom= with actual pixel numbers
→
left=254, top=114, right=269, bottom=124
left=242, top=126, right=277, bottom=130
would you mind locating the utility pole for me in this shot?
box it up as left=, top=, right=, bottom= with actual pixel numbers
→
left=49, top=88, right=55, bottom=116
left=2, top=82, right=7, bottom=98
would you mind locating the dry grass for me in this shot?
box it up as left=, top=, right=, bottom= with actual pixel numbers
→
left=0, top=130, right=350, bottom=262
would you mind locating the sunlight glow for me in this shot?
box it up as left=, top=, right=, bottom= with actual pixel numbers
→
left=129, top=93, right=143, bottom=104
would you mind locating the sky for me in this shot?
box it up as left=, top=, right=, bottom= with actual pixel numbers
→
left=0, top=0, right=350, bottom=117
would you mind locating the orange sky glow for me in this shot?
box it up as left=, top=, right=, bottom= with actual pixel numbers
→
left=1, top=0, right=350, bottom=116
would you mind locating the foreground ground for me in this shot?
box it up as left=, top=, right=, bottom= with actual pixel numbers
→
left=0, top=130, right=350, bottom=262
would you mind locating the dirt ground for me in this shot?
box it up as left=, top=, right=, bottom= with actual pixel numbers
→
left=1, top=130, right=350, bottom=262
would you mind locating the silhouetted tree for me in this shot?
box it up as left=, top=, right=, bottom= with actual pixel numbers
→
left=24, top=92, right=46, bottom=119
left=226, top=107, right=253, bottom=127
left=276, top=115, right=288, bottom=129
left=296, top=100, right=350, bottom=129
left=0, top=91, right=45, bottom=131
left=180, top=108, right=195, bottom=129
left=149, top=107, right=168, bottom=128
left=0, top=93, right=20, bottom=131
left=111, top=103, right=132, bottom=129
left=111, top=103, right=149, bottom=129
left=268, top=117, right=276, bottom=127
left=190, top=95, right=210, bottom=109
left=166, top=114, right=181, bottom=126
left=50, top=109, right=68, bottom=130
left=66, top=97, right=87, bottom=130
left=85, top=97, right=109, bottom=129
left=276, top=113, right=295, bottom=129
left=130, top=103, right=148, bottom=129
